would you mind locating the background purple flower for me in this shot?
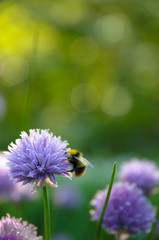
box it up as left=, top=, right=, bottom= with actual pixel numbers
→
left=0, top=152, right=37, bottom=202
left=53, top=184, right=84, bottom=209
left=5, top=129, right=72, bottom=191
left=52, top=233, right=73, bottom=240
left=0, top=214, right=42, bottom=240
left=119, top=158, right=159, bottom=194
left=90, top=182, right=156, bottom=237
left=0, top=152, right=15, bottom=200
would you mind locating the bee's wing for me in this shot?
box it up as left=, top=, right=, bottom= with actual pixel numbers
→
left=74, top=156, right=94, bottom=168
left=85, top=159, right=94, bottom=168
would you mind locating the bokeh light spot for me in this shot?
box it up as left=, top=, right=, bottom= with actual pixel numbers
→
left=71, top=83, right=100, bottom=112
left=146, top=0, right=159, bottom=17
left=70, top=37, right=99, bottom=65
left=94, top=14, right=132, bottom=44
left=101, top=86, right=133, bottom=117
left=38, top=25, right=60, bottom=55
left=130, top=43, right=159, bottom=93
left=131, top=43, right=158, bottom=71
left=51, top=0, right=87, bottom=26
left=1, top=56, right=29, bottom=86
left=0, top=4, right=34, bottom=55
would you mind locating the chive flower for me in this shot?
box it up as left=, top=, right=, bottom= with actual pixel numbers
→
left=119, top=159, right=159, bottom=195
left=90, top=182, right=155, bottom=239
left=0, top=214, right=42, bottom=240
left=5, top=129, right=72, bottom=192
left=52, top=233, right=73, bottom=240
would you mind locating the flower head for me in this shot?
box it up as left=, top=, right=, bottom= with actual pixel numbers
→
left=90, top=182, right=155, bottom=238
left=119, top=159, right=159, bottom=194
left=0, top=214, right=42, bottom=240
left=5, top=129, right=72, bottom=191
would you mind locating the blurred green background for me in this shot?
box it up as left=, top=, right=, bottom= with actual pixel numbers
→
left=1, top=0, right=159, bottom=157
left=0, top=0, right=159, bottom=239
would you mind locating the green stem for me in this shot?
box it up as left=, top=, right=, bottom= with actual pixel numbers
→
left=96, top=161, right=117, bottom=240
left=43, top=185, right=51, bottom=240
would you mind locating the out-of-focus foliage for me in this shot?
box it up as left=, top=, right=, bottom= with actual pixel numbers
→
left=0, top=0, right=159, bottom=157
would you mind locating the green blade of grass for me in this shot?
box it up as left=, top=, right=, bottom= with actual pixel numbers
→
left=21, top=24, right=39, bottom=131
left=96, top=161, right=117, bottom=240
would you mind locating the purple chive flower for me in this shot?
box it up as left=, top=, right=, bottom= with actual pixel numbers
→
left=53, top=184, right=84, bottom=209
left=5, top=129, right=72, bottom=192
left=0, top=214, right=42, bottom=240
left=119, top=159, right=159, bottom=194
left=52, top=233, right=73, bottom=240
left=90, top=182, right=156, bottom=238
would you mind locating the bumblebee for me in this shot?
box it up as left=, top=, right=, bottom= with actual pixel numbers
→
left=68, top=149, right=93, bottom=177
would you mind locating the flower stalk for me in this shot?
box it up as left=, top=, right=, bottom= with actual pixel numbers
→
left=96, top=161, right=116, bottom=240
left=43, top=185, right=51, bottom=240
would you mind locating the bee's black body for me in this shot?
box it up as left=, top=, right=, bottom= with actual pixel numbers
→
left=68, top=149, right=86, bottom=177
